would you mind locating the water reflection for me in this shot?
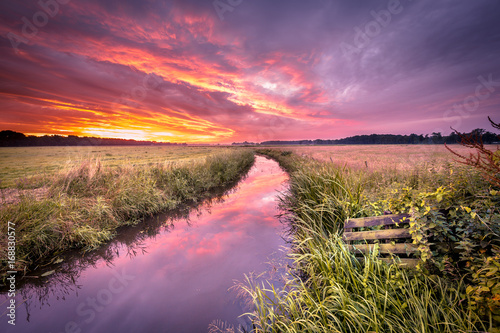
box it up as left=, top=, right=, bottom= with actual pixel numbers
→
left=0, top=156, right=289, bottom=333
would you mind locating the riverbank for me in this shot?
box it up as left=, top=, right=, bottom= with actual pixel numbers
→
left=247, top=148, right=499, bottom=332
left=0, top=150, right=254, bottom=282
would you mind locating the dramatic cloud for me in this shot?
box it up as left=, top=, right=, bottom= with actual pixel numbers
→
left=1, top=0, right=499, bottom=142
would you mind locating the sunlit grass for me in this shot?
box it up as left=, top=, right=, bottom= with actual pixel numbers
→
left=0, top=145, right=228, bottom=188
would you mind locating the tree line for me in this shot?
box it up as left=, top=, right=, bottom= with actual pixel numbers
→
left=2, top=128, right=498, bottom=147
left=0, top=130, right=186, bottom=147
left=260, top=129, right=499, bottom=145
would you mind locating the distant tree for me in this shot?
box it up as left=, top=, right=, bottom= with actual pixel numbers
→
left=445, top=131, right=459, bottom=144
left=445, top=117, right=500, bottom=188
left=431, top=132, right=443, bottom=144
left=0, top=130, right=26, bottom=139
left=0, top=130, right=181, bottom=147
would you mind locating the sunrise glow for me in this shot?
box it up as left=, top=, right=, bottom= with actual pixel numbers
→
left=1, top=1, right=499, bottom=143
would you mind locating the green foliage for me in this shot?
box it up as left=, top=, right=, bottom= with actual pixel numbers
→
left=367, top=166, right=500, bottom=324
left=248, top=149, right=498, bottom=332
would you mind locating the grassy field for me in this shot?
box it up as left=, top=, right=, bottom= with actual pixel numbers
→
left=248, top=147, right=499, bottom=332
left=0, top=145, right=225, bottom=188
left=0, top=147, right=254, bottom=280
left=283, top=144, right=498, bottom=173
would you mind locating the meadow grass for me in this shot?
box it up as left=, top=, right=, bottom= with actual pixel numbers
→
left=284, top=144, right=498, bottom=174
left=250, top=148, right=499, bottom=332
left=0, top=149, right=254, bottom=280
left=0, top=145, right=224, bottom=188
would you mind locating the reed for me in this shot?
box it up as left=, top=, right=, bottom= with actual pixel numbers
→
left=244, top=232, right=486, bottom=333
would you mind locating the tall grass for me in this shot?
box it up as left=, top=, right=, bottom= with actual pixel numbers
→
left=0, top=146, right=227, bottom=188
left=283, top=162, right=363, bottom=236
left=258, top=149, right=363, bottom=235
left=0, top=150, right=254, bottom=278
left=249, top=149, right=494, bottom=332
left=244, top=232, right=486, bottom=333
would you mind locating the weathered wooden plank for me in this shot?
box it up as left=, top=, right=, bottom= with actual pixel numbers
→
left=345, top=214, right=410, bottom=230
left=344, top=214, right=416, bottom=268
left=354, top=257, right=419, bottom=268
left=348, top=243, right=417, bottom=254
left=344, top=228, right=411, bottom=241
left=380, top=258, right=419, bottom=268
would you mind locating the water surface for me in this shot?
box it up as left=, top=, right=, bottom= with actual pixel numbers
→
left=0, top=155, right=288, bottom=333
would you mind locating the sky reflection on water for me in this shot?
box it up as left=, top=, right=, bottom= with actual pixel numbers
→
left=0, top=155, right=289, bottom=333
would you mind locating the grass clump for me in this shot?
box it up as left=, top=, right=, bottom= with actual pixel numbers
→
left=258, top=148, right=363, bottom=235
left=283, top=162, right=363, bottom=236
left=0, top=150, right=254, bottom=279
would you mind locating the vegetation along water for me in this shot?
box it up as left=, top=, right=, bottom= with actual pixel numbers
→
left=245, top=143, right=499, bottom=333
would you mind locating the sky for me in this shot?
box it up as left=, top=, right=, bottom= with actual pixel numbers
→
left=0, top=0, right=499, bottom=143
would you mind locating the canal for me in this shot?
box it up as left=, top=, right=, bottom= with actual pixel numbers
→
left=0, top=155, right=289, bottom=333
